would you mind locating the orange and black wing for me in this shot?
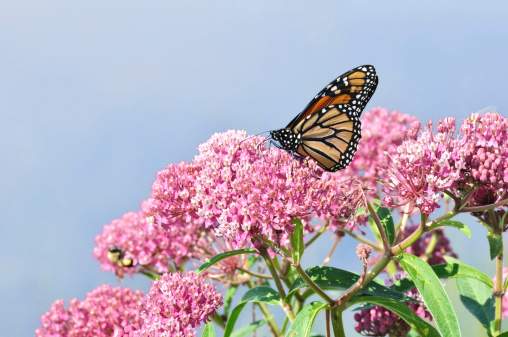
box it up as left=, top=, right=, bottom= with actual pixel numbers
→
left=286, top=65, right=378, bottom=129
left=293, top=105, right=361, bottom=171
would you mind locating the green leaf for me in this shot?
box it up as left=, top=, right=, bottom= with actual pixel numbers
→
left=240, top=285, right=281, bottom=305
left=290, top=218, right=304, bottom=264
left=230, top=317, right=271, bottom=337
left=196, top=248, right=257, bottom=275
left=428, top=219, right=471, bottom=238
left=487, top=234, right=503, bottom=260
left=497, top=332, right=508, bottom=337
left=201, top=322, right=215, bottom=337
left=224, top=286, right=281, bottom=337
left=397, top=253, right=461, bottom=337
left=285, top=302, right=329, bottom=337
left=348, top=296, right=440, bottom=337
left=456, top=278, right=495, bottom=337
left=224, top=285, right=238, bottom=317
left=370, top=203, right=395, bottom=245
left=287, top=266, right=415, bottom=303
left=390, top=262, right=494, bottom=294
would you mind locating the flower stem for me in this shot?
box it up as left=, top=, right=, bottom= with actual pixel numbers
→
left=366, top=199, right=390, bottom=251
left=293, top=263, right=335, bottom=305
left=258, top=245, right=295, bottom=322
left=305, top=221, right=329, bottom=247
left=494, top=251, right=504, bottom=335
left=461, top=197, right=508, bottom=213
left=323, top=235, right=342, bottom=266
left=345, top=230, right=382, bottom=252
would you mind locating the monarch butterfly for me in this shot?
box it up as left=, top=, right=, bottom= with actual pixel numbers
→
left=270, top=65, right=378, bottom=172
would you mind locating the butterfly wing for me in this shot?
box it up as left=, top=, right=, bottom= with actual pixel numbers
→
left=293, top=105, right=362, bottom=171
left=286, top=65, right=378, bottom=129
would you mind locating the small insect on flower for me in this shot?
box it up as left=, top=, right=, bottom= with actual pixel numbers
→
left=107, top=246, right=134, bottom=268
left=269, top=65, right=378, bottom=172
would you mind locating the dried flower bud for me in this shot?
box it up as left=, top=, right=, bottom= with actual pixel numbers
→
left=356, top=244, right=373, bottom=261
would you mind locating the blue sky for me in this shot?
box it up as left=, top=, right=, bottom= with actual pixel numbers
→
left=1, top=1, right=508, bottom=336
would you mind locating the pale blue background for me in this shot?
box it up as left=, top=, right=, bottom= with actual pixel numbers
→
left=1, top=1, right=508, bottom=336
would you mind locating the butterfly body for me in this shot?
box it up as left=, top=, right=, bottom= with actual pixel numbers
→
left=271, top=65, right=378, bottom=172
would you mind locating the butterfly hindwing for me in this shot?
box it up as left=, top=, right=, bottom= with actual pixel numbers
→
left=295, top=105, right=361, bottom=171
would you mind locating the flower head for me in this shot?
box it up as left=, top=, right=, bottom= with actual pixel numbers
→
left=192, top=130, right=323, bottom=245
left=381, top=118, right=460, bottom=214
left=134, top=271, right=223, bottom=336
left=94, top=200, right=206, bottom=278
left=453, top=112, right=508, bottom=190
left=35, top=285, right=143, bottom=337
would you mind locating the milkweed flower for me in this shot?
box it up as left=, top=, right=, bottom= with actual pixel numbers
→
left=192, top=130, right=322, bottom=245
left=94, top=200, right=207, bottom=278
left=453, top=112, right=508, bottom=190
left=133, top=271, right=223, bottom=337
left=35, top=285, right=143, bottom=337
left=381, top=117, right=460, bottom=214
left=148, top=161, right=202, bottom=225
left=342, top=108, right=418, bottom=190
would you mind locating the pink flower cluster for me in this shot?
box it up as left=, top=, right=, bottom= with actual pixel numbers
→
left=36, top=285, right=143, bottom=337
left=342, top=107, right=417, bottom=191
left=453, top=112, right=508, bottom=189
left=382, top=117, right=460, bottom=214
left=133, top=271, right=223, bottom=336
left=192, top=130, right=322, bottom=245
left=94, top=199, right=206, bottom=278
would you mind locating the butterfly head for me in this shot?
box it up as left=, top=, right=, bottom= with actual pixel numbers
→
left=270, top=129, right=300, bottom=152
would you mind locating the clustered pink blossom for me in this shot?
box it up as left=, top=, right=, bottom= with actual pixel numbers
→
left=355, top=273, right=432, bottom=336
left=36, top=285, right=143, bottom=337
left=453, top=112, right=508, bottom=190
left=147, top=162, right=202, bottom=225
left=94, top=200, right=206, bottom=278
left=342, top=108, right=417, bottom=191
left=192, top=130, right=323, bottom=245
left=132, top=271, right=223, bottom=337
left=381, top=117, right=460, bottom=214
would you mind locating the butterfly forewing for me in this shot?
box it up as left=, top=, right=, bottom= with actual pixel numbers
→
left=286, top=65, right=378, bottom=129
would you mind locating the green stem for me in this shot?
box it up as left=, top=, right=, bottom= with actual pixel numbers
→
left=366, top=199, right=390, bottom=251
left=461, top=198, right=508, bottom=213
left=258, top=245, right=295, bottom=322
left=293, top=263, right=335, bottom=305
left=330, top=306, right=346, bottom=337
left=238, top=267, right=273, bottom=279
left=344, top=230, right=383, bottom=252
left=305, top=221, right=329, bottom=247
left=495, top=252, right=504, bottom=335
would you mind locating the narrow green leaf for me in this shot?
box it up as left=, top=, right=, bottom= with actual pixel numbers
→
left=202, top=322, right=215, bottom=337
left=290, top=218, right=304, bottom=264
left=428, top=219, right=471, bottom=238
left=456, top=278, right=495, bottom=337
left=196, top=248, right=257, bottom=274
left=285, top=301, right=329, bottom=337
left=230, top=317, right=271, bottom=337
left=224, top=285, right=238, bottom=317
left=397, top=253, right=461, bottom=337
left=224, top=286, right=281, bottom=337
left=224, top=303, right=247, bottom=337
left=487, top=234, right=503, bottom=260
left=497, top=332, right=508, bottom=337
left=390, top=262, right=494, bottom=294
left=287, top=266, right=415, bottom=303
left=371, top=204, right=395, bottom=245
left=240, top=286, right=281, bottom=305
left=348, top=296, right=440, bottom=337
